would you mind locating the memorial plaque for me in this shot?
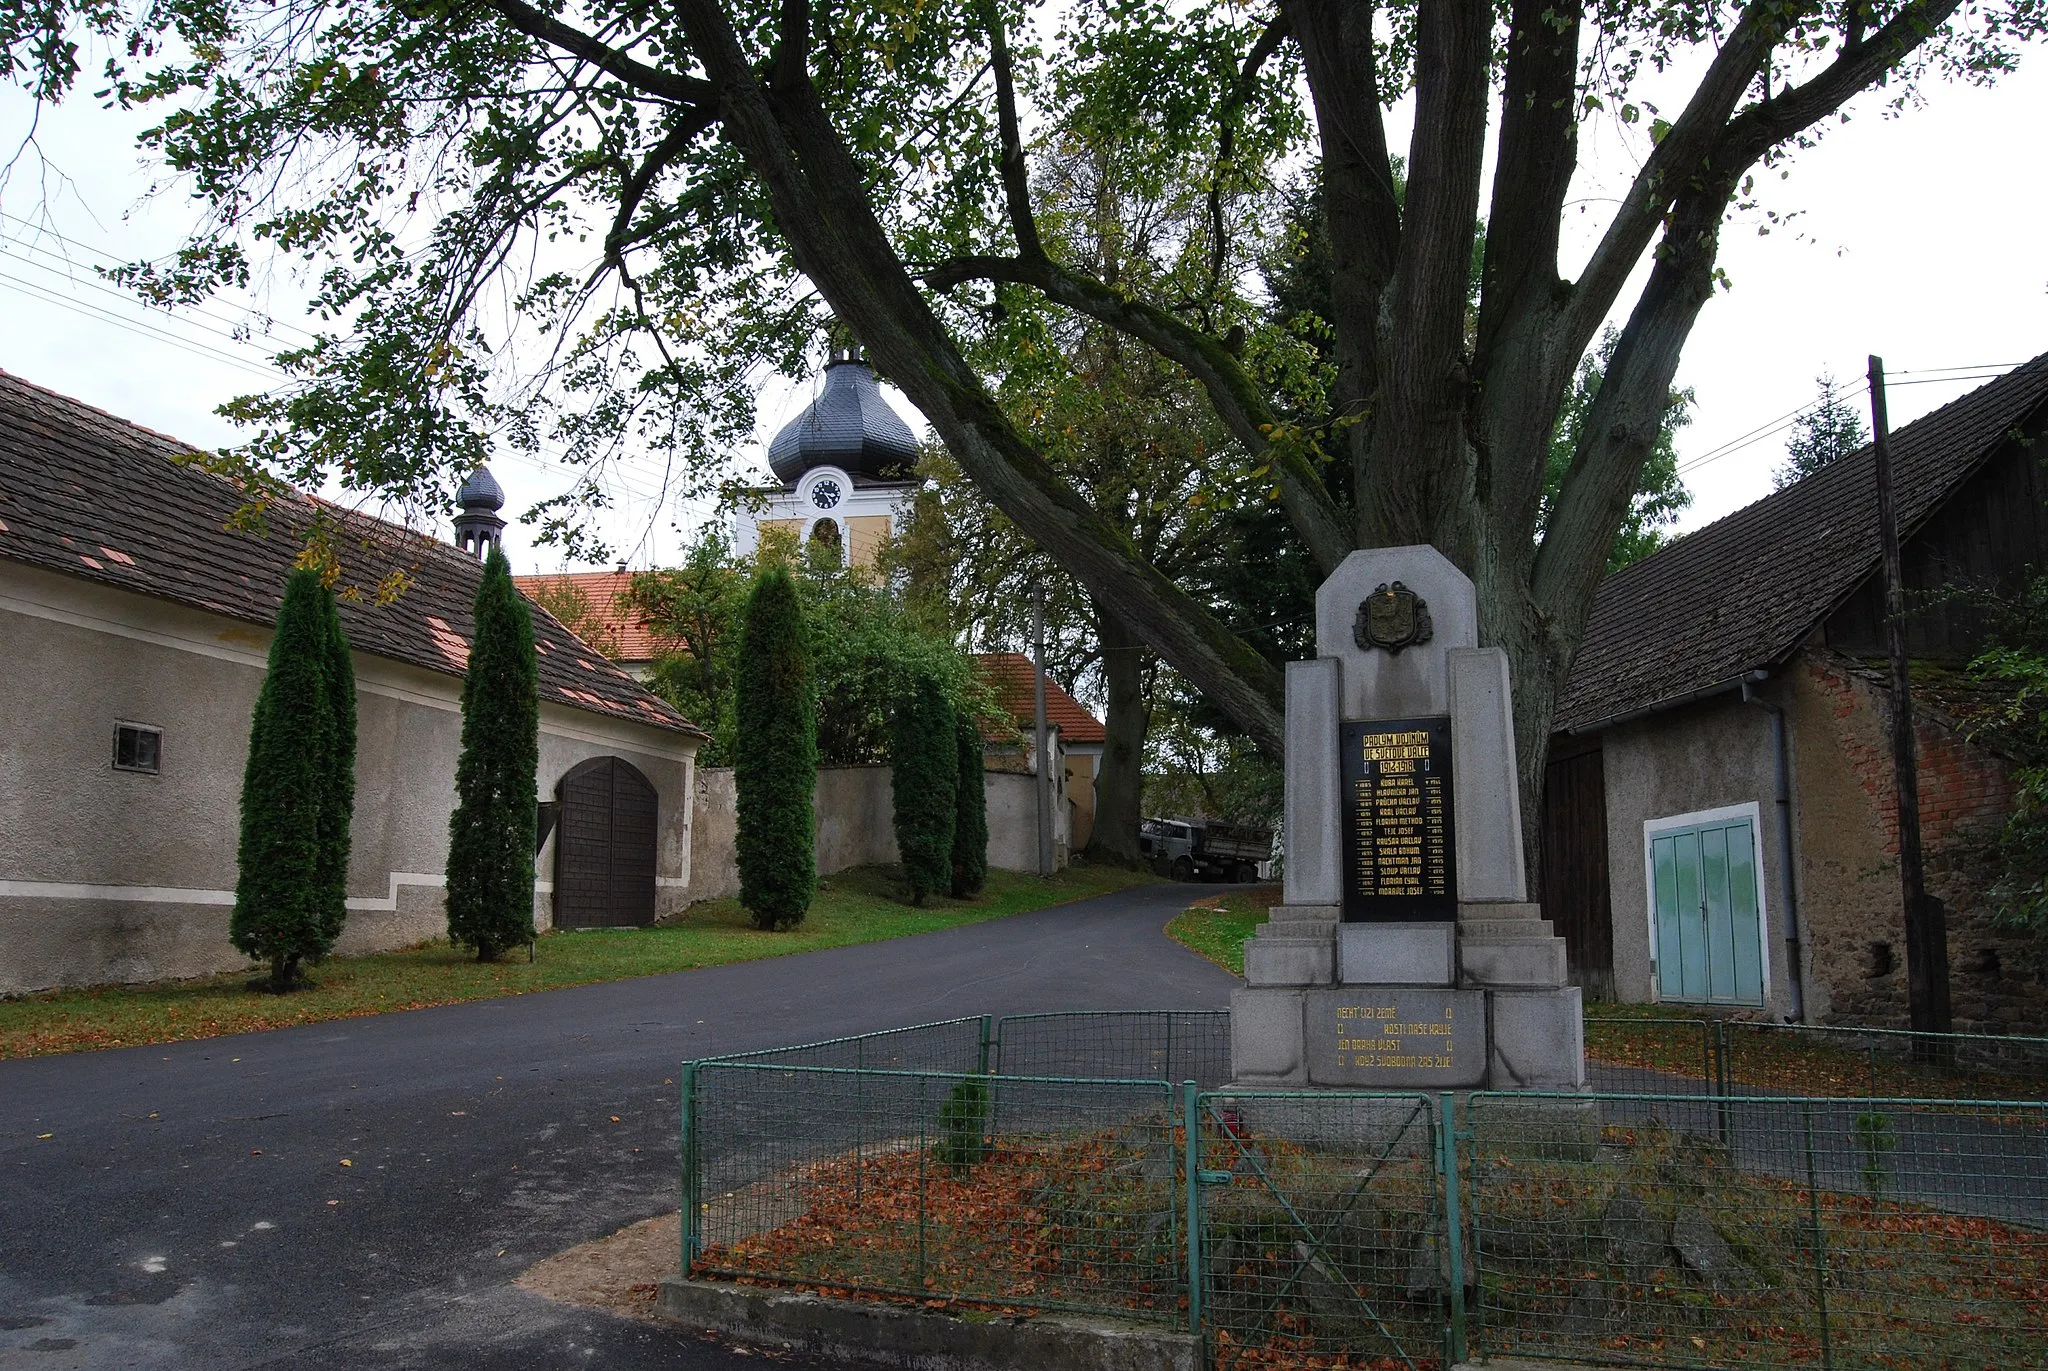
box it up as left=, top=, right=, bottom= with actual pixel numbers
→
left=1341, top=717, right=1456, bottom=921
left=1305, top=987, right=1487, bottom=1087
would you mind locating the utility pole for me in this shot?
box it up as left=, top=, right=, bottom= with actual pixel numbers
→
left=1868, top=355, right=1951, bottom=1050
left=1033, top=586, right=1053, bottom=877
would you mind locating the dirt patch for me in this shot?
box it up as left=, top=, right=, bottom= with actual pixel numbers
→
left=515, top=1210, right=680, bottom=1323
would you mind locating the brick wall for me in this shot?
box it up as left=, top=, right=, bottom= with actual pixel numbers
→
left=1792, top=650, right=2040, bottom=1033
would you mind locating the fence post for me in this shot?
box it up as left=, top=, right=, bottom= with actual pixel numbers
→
left=1182, top=1080, right=1203, bottom=1338
left=1713, top=1022, right=1732, bottom=1143
left=917, top=1075, right=929, bottom=1292
left=1440, top=1092, right=1468, bottom=1366
left=680, top=1061, right=700, bottom=1272
left=978, top=1014, right=994, bottom=1075
left=1801, top=1101, right=1834, bottom=1371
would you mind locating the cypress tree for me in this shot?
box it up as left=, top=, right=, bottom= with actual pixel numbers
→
left=891, top=672, right=957, bottom=904
left=445, top=544, right=540, bottom=961
left=315, top=590, right=357, bottom=949
left=231, top=568, right=338, bottom=992
left=951, top=713, right=988, bottom=898
left=735, top=564, right=817, bottom=930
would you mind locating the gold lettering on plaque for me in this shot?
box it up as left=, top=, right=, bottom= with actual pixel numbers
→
left=1334, top=1000, right=1460, bottom=1071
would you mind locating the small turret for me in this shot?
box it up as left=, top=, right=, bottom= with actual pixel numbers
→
left=453, top=465, right=506, bottom=558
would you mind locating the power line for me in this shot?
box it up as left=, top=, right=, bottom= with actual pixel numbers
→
left=1672, top=363, right=2017, bottom=478
left=0, top=212, right=319, bottom=348
left=0, top=273, right=281, bottom=382
left=1676, top=382, right=1867, bottom=474
left=0, top=245, right=307, bottom=363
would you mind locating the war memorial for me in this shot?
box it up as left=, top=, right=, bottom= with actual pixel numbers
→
left=1233, top=546, right=1585, bottom=1091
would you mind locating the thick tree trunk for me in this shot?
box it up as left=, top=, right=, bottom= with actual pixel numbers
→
left=1085, top=600, right=1149, bottom=867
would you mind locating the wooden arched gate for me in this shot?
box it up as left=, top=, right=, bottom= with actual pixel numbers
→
left=553, top=756, right=659, bottom=927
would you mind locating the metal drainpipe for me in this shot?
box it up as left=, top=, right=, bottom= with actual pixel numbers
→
left=1743, top=673, right=1808, bottom=1021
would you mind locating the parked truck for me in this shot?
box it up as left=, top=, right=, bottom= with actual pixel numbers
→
left=1140, top=817, right=1271, bottom=883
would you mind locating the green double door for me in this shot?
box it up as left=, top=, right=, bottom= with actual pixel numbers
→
left=1651, top=816, right=1766, bottom=1006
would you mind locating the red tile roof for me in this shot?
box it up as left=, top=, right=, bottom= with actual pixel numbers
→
left=512, top=569, right=672, bottom=663
left=975, top=652, right=1106, bottom=745
left=0, top=371, right=702, bottom=738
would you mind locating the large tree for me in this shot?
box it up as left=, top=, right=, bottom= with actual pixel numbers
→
left=13, top=0, right=2038, bottom=826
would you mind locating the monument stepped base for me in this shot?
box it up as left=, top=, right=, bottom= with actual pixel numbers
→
left=1230, top=982, right=1583, bottom=1092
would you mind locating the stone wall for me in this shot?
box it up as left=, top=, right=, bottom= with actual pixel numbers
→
left=1789, top=650, right=2039, bottom=1034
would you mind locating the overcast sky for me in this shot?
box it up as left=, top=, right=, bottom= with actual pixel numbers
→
left=3, top=36, right=2043, bottom=576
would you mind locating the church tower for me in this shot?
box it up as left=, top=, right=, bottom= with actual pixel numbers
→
left=735, top=348, right=922, bottom=568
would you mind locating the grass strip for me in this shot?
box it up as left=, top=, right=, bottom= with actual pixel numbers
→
left=1164, top=886, right=1279, bottom=976
left=0, top=864, right=1157, bottom=1060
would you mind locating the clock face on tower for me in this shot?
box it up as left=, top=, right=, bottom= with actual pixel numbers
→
left=810, top=479, right=842, bottom=510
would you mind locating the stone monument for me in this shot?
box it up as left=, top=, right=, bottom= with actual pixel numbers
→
left=1232, top=546, right=1585, bottom=1090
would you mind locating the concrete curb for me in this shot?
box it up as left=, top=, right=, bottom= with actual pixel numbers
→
left=657, top=1277, right=1197, bottom=1371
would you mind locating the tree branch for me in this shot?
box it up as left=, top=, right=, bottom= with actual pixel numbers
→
left=1558, top=2, right=1782, bottom=360
left=1541, top=0, right=1964, bottom=621
left=984, top=2, right=1043, bottom=261
left=1719, top=0, right=1963, bottom=167
left=1364, top=0, right=1492, bottom=554
left=479, top=0, right=714, bottom=106
left=1534, top=170, right=1733, bottom=630
left=603, top=107, right=719, bottom=267
left=925, top=252, right=1353, bottom=574
left=772, top=0, right=812, bottom=91
left=1205, top=12, right=1290, bottom=313
left=1477, top=0, right=1580, bottom=362
left=1283, top=0, right=1400, bottom=427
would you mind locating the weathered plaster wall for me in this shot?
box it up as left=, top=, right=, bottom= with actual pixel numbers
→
left=1599, top=688, right=1798, bottom=1015
left=684, top=766, right=741, bottom=903
left=1788, top=650, right=2034, bottom=1033
left=679, top=764, right=1060, bottom=905
left=815, top=767, right=900, bottom=873
left=0, top=561, right=695, bottom=994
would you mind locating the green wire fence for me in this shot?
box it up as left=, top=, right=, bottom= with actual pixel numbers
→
left=679, top=1012, right=2048, bottom=1370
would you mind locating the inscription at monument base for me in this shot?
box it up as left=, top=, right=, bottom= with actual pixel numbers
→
left=1303, top=988, right=1487, bottom=1088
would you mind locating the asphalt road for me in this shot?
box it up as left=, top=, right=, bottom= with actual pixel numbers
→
left=0, top=881, right=1233, bottom=1370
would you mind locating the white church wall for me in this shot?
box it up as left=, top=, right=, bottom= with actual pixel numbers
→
left=0, top=561, right=696, bottom=995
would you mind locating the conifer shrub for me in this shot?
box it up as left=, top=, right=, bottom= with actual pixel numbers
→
left=445, top=545, right=541, bottom=961
left=891, top=671, right=957, bottom=904
left=735, top=563, right=817, bottom=931
left=232, top=568, right=342, bottom=992
left=316, top=589, right=357, bottom=949
left=950, top=714, right=988, bottom=898
left=936, top=1074, right=990, bottom=1176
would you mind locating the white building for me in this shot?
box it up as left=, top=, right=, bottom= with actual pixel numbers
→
left=0, top=373, right=706, bottom=994
left=732, top=349, right=921, bottom=569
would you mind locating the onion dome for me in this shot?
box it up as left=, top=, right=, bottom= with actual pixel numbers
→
left=456, top=465, right=506, bottom=511
left=766, top=353, right=919, bottom=483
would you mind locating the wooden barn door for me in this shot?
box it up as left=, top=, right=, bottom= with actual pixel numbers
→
left=1542, top=737, right=1615, bottom=1000
left=554, top=757, right=659, bottom=927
